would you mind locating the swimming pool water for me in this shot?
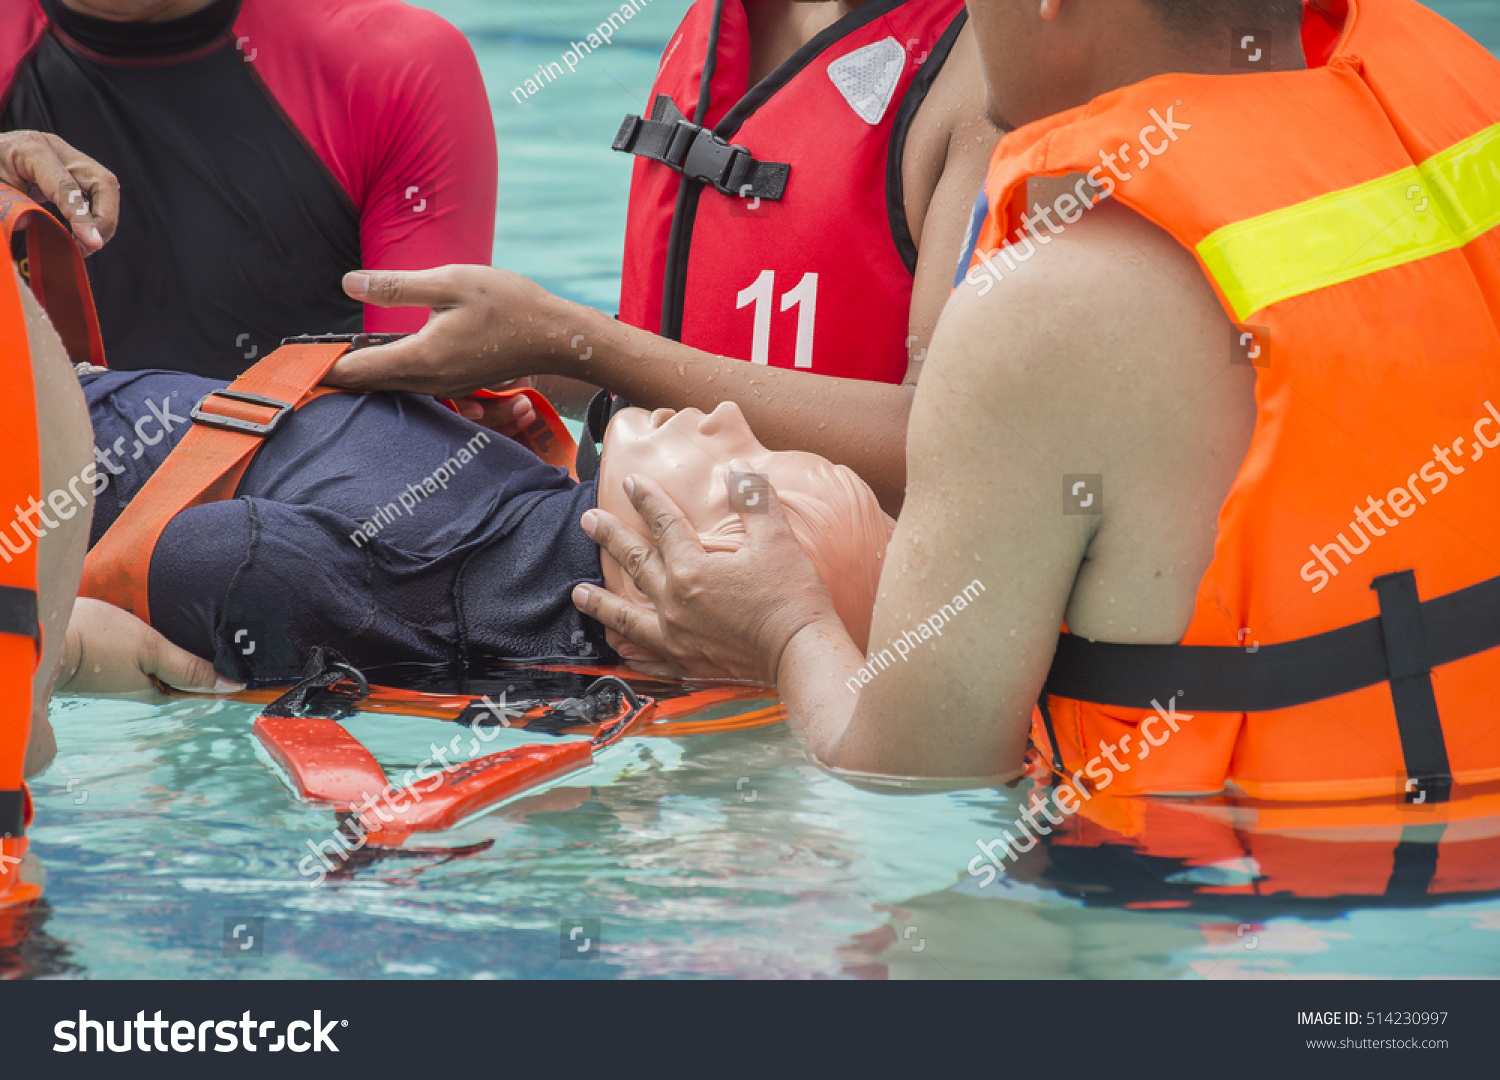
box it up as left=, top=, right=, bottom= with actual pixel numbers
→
left=17, top=0, right=1500, bottom=980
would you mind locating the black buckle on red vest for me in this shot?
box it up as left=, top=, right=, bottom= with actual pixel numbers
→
left=613, top=105, right=789, bottom=201
left=670, top=125, right=749, bottom=196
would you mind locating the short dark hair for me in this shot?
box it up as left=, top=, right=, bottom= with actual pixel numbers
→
left=1142, top=0, right=1303, bottom=38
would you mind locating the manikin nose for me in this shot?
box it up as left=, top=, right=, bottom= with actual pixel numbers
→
left=697, top=401, right=741, bottom=436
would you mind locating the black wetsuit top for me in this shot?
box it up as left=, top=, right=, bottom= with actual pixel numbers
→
left=82, top=368, right=612, bottom=683
left=2, top=0, right=363, bottom=377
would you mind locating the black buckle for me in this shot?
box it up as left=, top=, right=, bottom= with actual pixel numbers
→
left=0, top=586, right=39, bottom=644
left=261, top=647, right=370, bottom=720
left=280, top=333, right=408, bottom=351
left=0, top=789, right=24, bottom=840
left=191, top=390, right=293, bottom=437
left=611, top=114, right=641, bottom=152
left=671, top=126, right=747, bottom=195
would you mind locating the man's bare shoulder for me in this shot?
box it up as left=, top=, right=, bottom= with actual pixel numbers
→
left=917, top=200, right=1258, bottom=642
left=930, top=198, right=1242, bottom=442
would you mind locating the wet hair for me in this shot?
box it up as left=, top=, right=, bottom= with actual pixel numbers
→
left=1142, top=0, right=1303, bottom=38
left=767, top=456, right=895, bottom=655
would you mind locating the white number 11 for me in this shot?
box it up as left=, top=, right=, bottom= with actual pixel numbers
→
left=735, top=270, right=818, bottom=369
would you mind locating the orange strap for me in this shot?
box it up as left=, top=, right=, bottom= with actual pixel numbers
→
left=470, top=386, right=579, bottom=479
left=0, top=183, right=105, bottom=367
left=81, top=340, right=352, bottom=624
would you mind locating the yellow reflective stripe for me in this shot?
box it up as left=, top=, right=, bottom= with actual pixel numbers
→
left=1198, top=121, right=1500, bottom=321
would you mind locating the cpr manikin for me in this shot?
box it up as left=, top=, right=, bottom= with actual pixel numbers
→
left=597, top=402, right=895, bottom=651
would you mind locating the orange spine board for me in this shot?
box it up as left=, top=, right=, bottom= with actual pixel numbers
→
left=253, top=716, right=390, bottom=809
left=362, top=741, right=594, bottom=842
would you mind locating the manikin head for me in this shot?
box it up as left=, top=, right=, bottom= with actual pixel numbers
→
left=597, top=402, right=895, bottom=652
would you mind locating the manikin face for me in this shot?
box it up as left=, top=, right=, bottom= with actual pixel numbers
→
left=596, top=402, right=894, bottom=650
left=599, top=402, right=820, bottom=582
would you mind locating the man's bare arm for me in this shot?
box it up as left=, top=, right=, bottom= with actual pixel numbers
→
left=576, top=202, right=1255, bottom=777
left=901, top=23, right=1001, bottom=385
left=331, top=33, right=998, bottom=513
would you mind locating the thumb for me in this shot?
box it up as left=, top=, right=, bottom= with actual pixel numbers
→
left=344, top=267, right=456, bottom=310
left=143, top=633, right=242, bottom=694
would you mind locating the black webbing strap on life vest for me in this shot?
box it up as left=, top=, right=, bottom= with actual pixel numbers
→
left=0, top=549, right=26, bottom=845
left=613, top=96, right=790, bottom=201
left=1372, top=571, right=1453, bottom=803
left=575, top=389, right=633, bottom=482
left=0, top=586, right=39, bottom=645
left=0, top=790, right=24, bottom=841
left=0, top=586, right=38, bottom=840
left=1043, top=569, right=1488, bottom=804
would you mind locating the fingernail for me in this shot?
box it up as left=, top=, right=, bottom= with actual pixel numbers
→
left=83, top=225, right=102, bottom=249
left=214, top=676, right=245, bottom=692
left=624, top=476, right=637, bottom=498
left=344, top=272, right=370, bottom=299
left=457, top=401, right=483, bottom=419
left=572, top=584, right=591, bottom=607
left=581, top=509, right=598, bottom=535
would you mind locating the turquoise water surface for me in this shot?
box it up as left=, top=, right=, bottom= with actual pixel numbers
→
left=17, top=1, right=1500, bottom=980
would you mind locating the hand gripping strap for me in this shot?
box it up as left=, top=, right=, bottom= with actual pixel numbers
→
left=0, top=183, right=105, bottom=367
left=81, top=340, right=352, bottom=625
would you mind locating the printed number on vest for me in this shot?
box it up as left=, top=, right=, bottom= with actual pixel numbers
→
left=735, top=270, right=818, bottom=368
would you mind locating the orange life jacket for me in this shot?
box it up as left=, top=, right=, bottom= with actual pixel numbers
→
left=0, top=238, right=41, bottom=911
left=0, top=181, right=104, bottom=910
left=972, top=0, right=1500, bottom=802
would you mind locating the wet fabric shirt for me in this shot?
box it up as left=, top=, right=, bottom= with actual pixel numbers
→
left=1, top=0, right=497, bottom=378
left=82, top=368, right=612, bottom=682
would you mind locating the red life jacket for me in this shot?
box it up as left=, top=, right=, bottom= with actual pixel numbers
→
left=615, top=0, right=967, bottom=384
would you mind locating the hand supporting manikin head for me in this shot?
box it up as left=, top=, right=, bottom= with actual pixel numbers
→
left=596, top=402, right=896, bottom=652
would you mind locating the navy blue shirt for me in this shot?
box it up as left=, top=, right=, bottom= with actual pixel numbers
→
left=83, top=368, right=611, bottom=682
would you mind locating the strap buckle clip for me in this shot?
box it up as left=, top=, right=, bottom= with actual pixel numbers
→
left=670, top=125, right=749, bottom=196
left=280, top=333, right=408, bottom=351
left=191, top=390, right=293, bottom=438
